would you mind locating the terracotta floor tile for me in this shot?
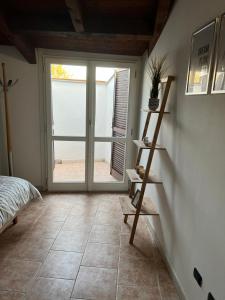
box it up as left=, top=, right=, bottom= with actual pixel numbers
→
left=70, top=205, right=98, bottom=217
left=0, top=291, right=25, bottom=300
left=98, top=201, right=121, bottom=213
left=39, top=250, right=82, bottom=279
left=9, top=238, right=54, bottom=262
left=72, top=266, right=117, bottom=300
left=158, top=268, right=176, bottom=286
left=40, top=209, right=70, bottom=222
left=0, top=193, right=178, bottom=299
left=117, top=285, right=161, bottom=300
left=120, top=234, right=155, bottom=260
left=159, top=283, right=180, bottom=300
left=0, top=258, right=41, bottom=292
left=92, top=224, right=121, bottom=233
left=52, top=230, right=89, bottom=252
left=27, top=221, right=63, bottom=239
left=89, top=225, right=120, bottom=245
left=118, top=255, right=157, bottom=287
left=63, top=216, right=95, bottom=231
left=158, top=270, right=180, bottom=300
left=95, top=211, right=122, bottom=226
left=82, top=243, right=119, bottom=268
left=0, top=239, right=19, bottom=260
left=121, top=215, right=148, bottom=236
left=54, top=161, right=118, bottom=182
left=0, top=223, right=32, bottom=241
left=27, top=277, right=74, bottom=300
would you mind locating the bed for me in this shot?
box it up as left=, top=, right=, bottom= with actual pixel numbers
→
left=0, top=176, right=42, bottom=233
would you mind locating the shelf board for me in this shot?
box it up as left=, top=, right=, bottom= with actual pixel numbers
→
left=142, top=108, right=170, bottom=114
left=133, top=140, right=166, bottom=150
left=119, top=195, right=159, bottom=216
left=126, top=169, right=162, bottom=184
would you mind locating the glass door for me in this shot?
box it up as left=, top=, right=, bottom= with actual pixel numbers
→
left=46, top=60, right=88, bottom=191
left=88, top=63, right=133, bottom=191
left=45, top=59, right=135, bottom=191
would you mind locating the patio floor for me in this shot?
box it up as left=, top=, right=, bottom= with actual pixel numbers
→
left=53, top=161, right=119, bottom=183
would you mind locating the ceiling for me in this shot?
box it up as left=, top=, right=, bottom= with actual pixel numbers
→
left=0, top=0, right=174, bottom=63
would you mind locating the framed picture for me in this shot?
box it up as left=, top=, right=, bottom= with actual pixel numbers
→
left=212, top=14, right=225, bottom=93
left=131, top=189, right=141, bottom=208
left=186, top=20, right=217, bottom=95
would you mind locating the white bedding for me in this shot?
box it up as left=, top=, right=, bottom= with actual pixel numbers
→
left=0, top=176, right=42, bottom=229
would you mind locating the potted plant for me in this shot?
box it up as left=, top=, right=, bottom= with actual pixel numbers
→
left=148, top=55, right=167, bottom=111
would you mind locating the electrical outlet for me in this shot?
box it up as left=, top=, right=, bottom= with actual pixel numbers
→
left=208, top=292, right=215, bottom=300
left=193, top=268, right=202, bottom=287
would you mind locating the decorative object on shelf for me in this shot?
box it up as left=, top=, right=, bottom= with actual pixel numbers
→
left=139, top=168, right=145, bottom=179
left=0, top=63, right=19, bottom=176
left=131, top=189, right=141, bottom=208
left=135, top=165, right=144, bottom=174
left=145, top=142, right=152, bottom=147
left=186, top=20, right=217, bottom=95
left=148, top=55, right=167, bottom=110
left=143, top=137, right=153, bottom=147
left=212, top=13, right=225, bottom=94
left=143, top=136, right=149, bottom=144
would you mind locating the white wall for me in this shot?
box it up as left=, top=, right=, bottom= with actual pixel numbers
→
left=52, top=78, right=114, bottom=162
left=0, top=47, right=42, bottom=186
left=139, top=1, right=225, bottom=299
left=52, top=80, right=87, bottom=137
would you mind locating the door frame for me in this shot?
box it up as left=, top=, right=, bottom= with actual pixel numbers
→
left=38, top=49, right=141, bottom=192
left=89, top=60, right=136, bottom=191
left=45, top=57, right=91, bottom=191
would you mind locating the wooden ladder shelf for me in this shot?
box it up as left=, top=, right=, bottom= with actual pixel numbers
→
left=119, top=75, right=175, bottom=244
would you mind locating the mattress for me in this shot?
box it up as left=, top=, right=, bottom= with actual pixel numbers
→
left=0, top=176, right=42, bottom=229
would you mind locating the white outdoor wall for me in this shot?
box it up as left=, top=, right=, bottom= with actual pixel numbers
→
left=138, top=1, right=225, bottom=299
left=0, top=46, right=41, bottom=186
left=52, top=80, right=87, bottom=137
left=52, top=78, right=114, bottom=162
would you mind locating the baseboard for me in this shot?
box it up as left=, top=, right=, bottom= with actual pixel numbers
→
left=146, top=218, right=187, bottom=300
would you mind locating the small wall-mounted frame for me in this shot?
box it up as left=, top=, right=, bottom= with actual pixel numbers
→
left=212, top=13, right=225, bottom=94
left=131, top=189, right=141, bottom=208
left=186, top=20, right=217, bottom=95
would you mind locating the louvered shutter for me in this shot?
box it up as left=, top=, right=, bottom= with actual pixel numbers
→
left=110, top=69, right=129, bottom=180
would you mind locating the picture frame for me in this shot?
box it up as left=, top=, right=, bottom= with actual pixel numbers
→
left=212, top=14, right=225, bottom=94
left=186, top=20, right=217, bottom=95
left=131, top=189, right=141, bottom=208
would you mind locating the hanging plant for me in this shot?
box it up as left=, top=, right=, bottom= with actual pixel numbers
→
left=147, top=55, right=167, bottom=111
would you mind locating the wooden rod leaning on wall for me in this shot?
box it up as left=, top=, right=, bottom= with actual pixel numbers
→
left=2, top=63, right=13, bottom=176
left=129, top=76, right=175, bottom=244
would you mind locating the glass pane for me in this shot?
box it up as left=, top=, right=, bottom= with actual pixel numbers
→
left=51, top=64, right=86, bottom=137
left=94, top=142, right=126, bottom=182
left=53, top=141, right=85, bottom=182
left=95, top=67, right=130, bottom=137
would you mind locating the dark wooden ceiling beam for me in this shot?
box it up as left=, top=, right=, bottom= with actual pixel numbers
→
left=10, top=14, right=152, bottom=36
left=19, top=30, right=152, bottom=42
left=65, top=0, right=84, bottom=32
left=0, top=14, right=36, bottom=63
left=148, top=0, right=174, bottom=55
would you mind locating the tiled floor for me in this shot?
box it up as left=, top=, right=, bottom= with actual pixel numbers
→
left=0, top=193, right=179, bottom=300
left=53, top=161, right=119, bottom=183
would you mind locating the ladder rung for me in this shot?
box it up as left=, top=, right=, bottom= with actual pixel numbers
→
left=142, top=108, right=170, bottom=114
left=133, top=140, right=166, bottom=150
left=126, top=169, right=162, bottom=184
left=119, top=196, right=159, bottom=216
